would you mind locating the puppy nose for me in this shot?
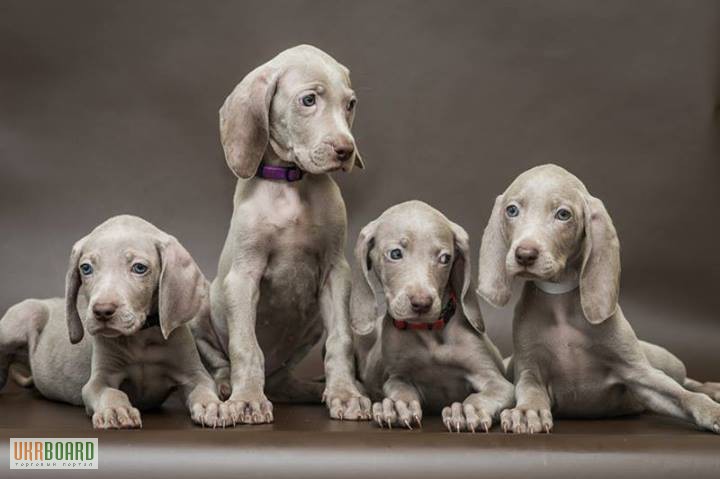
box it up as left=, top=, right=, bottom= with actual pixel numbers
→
left=334, top=144, right=355, bottom=162
left=409, top=295, right=433, bottom=314
left=92, top=302, right=117, bottom=321
left=515, top=245, right=539, bottom=266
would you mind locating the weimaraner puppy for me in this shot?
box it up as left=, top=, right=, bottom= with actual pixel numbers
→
left=351, top=201, right=515, bottom=432
left=0, top=215, right=230, bottom=429
left=191, top=44, right=371, bottom=423
left=477, top=164, right=720, bottom=434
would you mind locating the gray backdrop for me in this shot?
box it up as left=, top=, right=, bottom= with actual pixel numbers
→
left=1, top=0, right=718, bottom=378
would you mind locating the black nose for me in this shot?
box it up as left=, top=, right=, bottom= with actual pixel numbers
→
left=92, top=302, right=117, bottom=321
left=410, top=295, right=433, bottom=314
left=334, top=145, right=355, bottom=162
left=515, top=246, right=539, bottom=267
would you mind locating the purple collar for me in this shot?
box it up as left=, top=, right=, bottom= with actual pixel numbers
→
left=255, top=163, right=304, bottom=182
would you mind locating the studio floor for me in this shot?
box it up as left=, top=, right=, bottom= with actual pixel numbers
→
left=1, top=382, right=718, bottom=479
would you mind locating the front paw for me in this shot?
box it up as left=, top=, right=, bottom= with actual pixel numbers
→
left=92, top=406, right=142, bottom=430
left=323, top=384, right=371, bottom=421
left=441, top=402, right=492, bottom=433
left=372, top=398, right=422, bottom=429
left=190, top=399, right=233, bottom=428
left=225, top=395, right=273, bottom=425
left=500, top=407, right=553, bottom=434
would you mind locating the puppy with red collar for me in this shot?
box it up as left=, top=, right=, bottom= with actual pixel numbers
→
left=351, top=201, right=514, bottom=431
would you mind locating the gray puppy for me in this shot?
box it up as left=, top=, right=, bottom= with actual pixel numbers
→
left=477, top=164, right=720, bottom=434
left=352, top=201, right=515, bottom=432
left=0, top=215, right=229, bottom=429
left=191, top=44, right=371, bottom=424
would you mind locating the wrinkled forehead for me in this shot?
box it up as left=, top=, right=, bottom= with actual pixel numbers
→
left=375, top=214, right=454, bottom=250
left=278, top=59, right=352, bottom=95
left=506, top=172, right=585, bottom=208
left=81, top=232, right=158, bottom=262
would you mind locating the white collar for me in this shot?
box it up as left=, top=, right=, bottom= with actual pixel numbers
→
left=533, top=279, right=579, bottom=295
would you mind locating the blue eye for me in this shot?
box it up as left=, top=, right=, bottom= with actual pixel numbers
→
left=79, top=263, right=93, bottom=275
left=388, top=249, right=403, bottom=261
left=301, top=94, right=316, bottom=107
left=555, top=208, right=572, bottom=221
left=131, top=263, right=148, bottom=275
left=506, top=205, right=520, bottom=218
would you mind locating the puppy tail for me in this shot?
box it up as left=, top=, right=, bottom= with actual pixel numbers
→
left=9, top=364, right=33, bottom=388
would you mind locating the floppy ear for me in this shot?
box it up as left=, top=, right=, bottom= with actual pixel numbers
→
left=353, top=149, right=365, bottom=169
left=157, top=236, right=208, bottom=339
left=477, top=195, right=512, bottom=307
left=65, top=238, right=86, bottom=344
left=580, top=195, right=621, bottom=324
left=349, top=219, right=384, bottom=335
left=448, top=221, right=484, bottom=333
left=219, top=63, right=281, bottom=178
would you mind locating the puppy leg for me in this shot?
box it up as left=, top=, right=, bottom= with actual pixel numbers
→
left=372, top=376, right=422, bottom=429
left=684, top=379, right=720, bottom=403
left=195, top=337, right=232, bottom=400
left=622, top=365, right=720, bottom=433
left=0, top=300, right=47, bottom=390
left=501, top=368, right=554, bottom=434
left=443, top=373, right=515, bottom=433
left=82, top=373, right=141, bottom=430
left=223, top=266, right=274, bottom=425
left=320, top=260, right=371, bottom=420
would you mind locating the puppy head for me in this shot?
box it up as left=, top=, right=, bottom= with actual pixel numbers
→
left=352, top=201, right=483, bottom=332
left=477, top=164, right=620, bottom=324
left=220, top=44, right=364, bottom=178
left=65, top=215, right=207, bottom=343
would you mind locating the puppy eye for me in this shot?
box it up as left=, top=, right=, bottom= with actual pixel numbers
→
left=347, top=98, right=357, bottom=111
left=79, top=263, right=93, bottom=276
left=439, top=253, right=452, bottom=265
left=555, top=208, right=572, bottom=221
left=506, top=205, right=520, bottom=218
left=300, top=94, right=316, bottom=107
left=131, top=263, right=149, bottom=275
left=388, top=249, right=403, bottom=261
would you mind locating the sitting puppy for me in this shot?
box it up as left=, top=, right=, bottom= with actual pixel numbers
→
left=0, top=215, right=229, bottom=429
left=192, top=44, right=370, bottom=423
left=351, top=201, right=514, bottom=431
left=477, top=164, right=720, bottom=434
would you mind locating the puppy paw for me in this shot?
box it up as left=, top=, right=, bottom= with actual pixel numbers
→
left=225, top=395, right=273, bottom=425
left=500, top=407, right=553, bottom=434
left=441, top=402, right=492, bottom=433
left=697, top=382, right=720, bottom=403
left=92, top=406, right=142, bottom=429
left=190, top=399, right=233, bottom=428
left=323, top=384, right=371, bottom=421
left=371, top=398, right=422, bottom=429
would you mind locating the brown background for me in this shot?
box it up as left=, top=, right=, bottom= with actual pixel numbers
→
left=1, top=0, right=718, bottom=379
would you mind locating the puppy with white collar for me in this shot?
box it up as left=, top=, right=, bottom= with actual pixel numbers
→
left=478, top=164, right=720, bottom=434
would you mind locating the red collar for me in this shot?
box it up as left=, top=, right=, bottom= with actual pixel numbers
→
left=392, top=292, right=457, bottom=331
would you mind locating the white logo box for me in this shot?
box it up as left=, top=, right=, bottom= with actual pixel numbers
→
left=9, top=438, right=99, bottom=470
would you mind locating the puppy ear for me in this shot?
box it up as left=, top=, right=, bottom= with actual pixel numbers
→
left=448, top=221, right=484, bottom=333
left=65, top=238, right=86, bottom=344
left=219, top=63, right=281, bottom=179
left=580, top=195, right=621, bottom=324
left=350, top=219, right=384, bottom=335
left=477, top=195, right=512, bottom=307
left=353, top=149, right=365, bottom=169
left=157, top=236, right=208, bottom=339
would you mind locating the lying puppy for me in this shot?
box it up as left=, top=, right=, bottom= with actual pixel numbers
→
left=351, top=201, right=514, bottom=431
left=0, top=215, right=229, bottom=429
left=191, top=44, right=370, bottom=423
left=477, top=164, right=720, bottom=433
